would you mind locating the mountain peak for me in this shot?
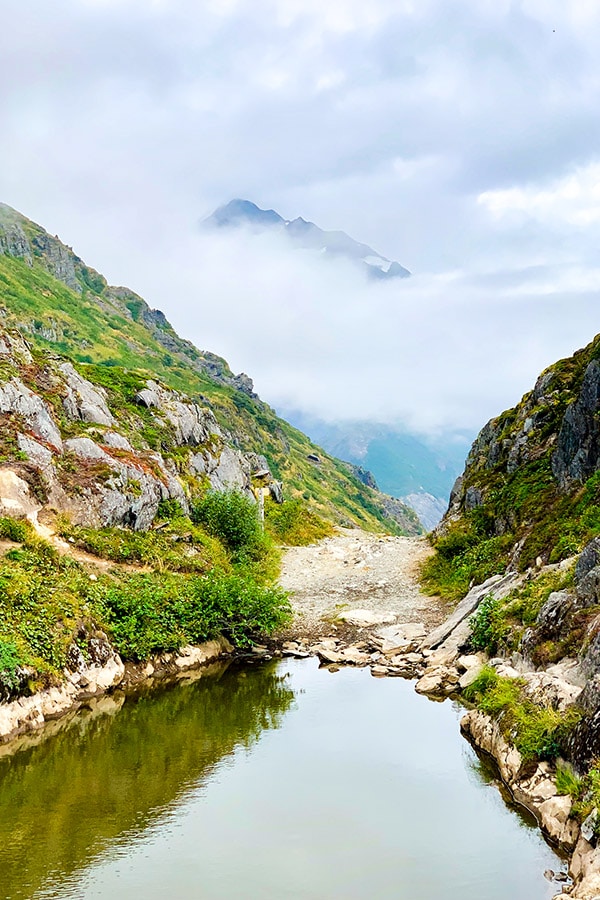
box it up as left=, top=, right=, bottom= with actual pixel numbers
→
left=206, top=199, right=284, bottom=229
left=203, top=199, right=410, bottom=280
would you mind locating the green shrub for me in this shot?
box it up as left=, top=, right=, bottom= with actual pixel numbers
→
left=469, top=595, right=511, bottom=654
left=191, top=490, right=265, bottom=555
left=96, top=570, right=292, bottom=660
left=155, top=498, right=187, bottom=521
left=0, top=639, right=26, bottom=698
left=0, top=516, right=32, bottom=543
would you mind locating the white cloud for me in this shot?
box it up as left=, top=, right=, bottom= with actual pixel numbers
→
left=478, top=162, right=600, bottom=228
left=118, top=226, right=600, bottom=435
left=2, top=0, right=600, bottom=440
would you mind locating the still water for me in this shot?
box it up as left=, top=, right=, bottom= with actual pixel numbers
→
left=0, top=658, right=564, bottom=900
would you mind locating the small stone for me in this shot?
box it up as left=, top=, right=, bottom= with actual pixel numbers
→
left=371, top=665, right=389, bottom=677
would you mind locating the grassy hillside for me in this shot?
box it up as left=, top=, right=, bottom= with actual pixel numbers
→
left=0, top=203, right=420, bottom=535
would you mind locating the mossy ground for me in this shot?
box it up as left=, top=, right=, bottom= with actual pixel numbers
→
left=464, top=667, right=582, bottom=763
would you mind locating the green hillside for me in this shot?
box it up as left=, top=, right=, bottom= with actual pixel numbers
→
left=0, top=202, right=420, bottom=535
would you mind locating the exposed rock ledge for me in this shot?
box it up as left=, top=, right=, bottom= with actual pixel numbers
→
left=0, top=636, right=233, bottom=746
left=461, top=708, right=600, bottom=899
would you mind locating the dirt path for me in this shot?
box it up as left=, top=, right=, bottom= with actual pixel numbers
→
left=279, top=528, right=446, bottom=640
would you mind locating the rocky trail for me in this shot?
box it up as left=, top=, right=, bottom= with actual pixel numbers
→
left=277, top=528, right=446, bottom=645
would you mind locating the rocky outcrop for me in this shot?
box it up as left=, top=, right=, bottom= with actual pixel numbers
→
left=461, top=710, right=579, bottom=851
left=0, top=326, right=281, bottom=530
left=423, top=571, right=520, bottom=652
left=553, top=360, right=600, bottom=489
left=60, top=363, right=115, bottom=427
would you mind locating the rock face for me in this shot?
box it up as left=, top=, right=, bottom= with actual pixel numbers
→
left=553, top=359, right=600, bottom=489
left=0, top=326, right=281, bottom=530
left=441, top=332, right=600, bottom=569
left=60, top=363, right=115, bottom=427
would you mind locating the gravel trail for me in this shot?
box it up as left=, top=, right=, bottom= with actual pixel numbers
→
left=279, top=528, right=446, bottom=638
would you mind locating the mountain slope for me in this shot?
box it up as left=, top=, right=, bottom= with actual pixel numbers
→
left=282, top=411, right=469, bottom=529
left=204, top=199, right=411, bottom=280
left=424, top=331, right=600, bottom=597
left=0, top=202, right=421, bottom=535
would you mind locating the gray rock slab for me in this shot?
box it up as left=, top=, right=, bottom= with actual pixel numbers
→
left=423, top=573, right=518, bottom=650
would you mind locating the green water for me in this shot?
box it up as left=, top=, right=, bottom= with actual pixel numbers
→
left=0, top=659, right=564, bottom=899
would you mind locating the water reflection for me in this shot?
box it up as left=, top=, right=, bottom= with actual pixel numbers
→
left=0, top=661, right=294, bottom=900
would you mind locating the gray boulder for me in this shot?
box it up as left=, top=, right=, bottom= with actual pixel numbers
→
left=0, top=378, right=62, bottom=449
left=59, top=363, right=114, bottom=427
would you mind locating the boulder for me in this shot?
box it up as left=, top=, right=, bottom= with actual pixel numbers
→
left=173, top=637, right=234, bottom=670
left=0, top=378, right=62, bottom=449
left=538, top=795, right=579, bottom=849
left=415, top=666, right=459, bottom=695
left=520, top=671, right=582, bottom=710
left=59, top=363, right=114, bottom=427
left=0, top=469, right=41, bottom=520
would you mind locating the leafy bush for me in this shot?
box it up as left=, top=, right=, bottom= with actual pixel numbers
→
left=469, top=595, right=508, bottom=654
left=0, top=639, right=26, bottom=699
left=155, top=498, right=187, bottom=521
left=0, top=516, right=32, bottom=543
left=96, top=570, right=292, bottom=660
left=191, top=490, right=264, bottom=555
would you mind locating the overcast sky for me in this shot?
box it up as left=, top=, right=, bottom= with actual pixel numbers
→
left=2, top=0, right=600, bottom=435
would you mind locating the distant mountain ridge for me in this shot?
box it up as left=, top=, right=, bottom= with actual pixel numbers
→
left=204, top=199, right=411, bottom=280
left=280, top=411, right=471, bottom=530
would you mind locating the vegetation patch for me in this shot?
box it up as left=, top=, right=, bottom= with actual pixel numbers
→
left=57, top=517, right=230, bottom=575
left=0, top=515, right=292, bottom=690
left=467, top=567, right=575, bottom=656
left=420, top=516, right=513, bottom=603
left=97, top=570, right=291, bottom=660
left=264, top=497, right=334, bottom=546
left=464, top=667, right=582, bottom=762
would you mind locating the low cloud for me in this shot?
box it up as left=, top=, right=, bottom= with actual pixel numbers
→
left=128, top=226, right=600, bottom=435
